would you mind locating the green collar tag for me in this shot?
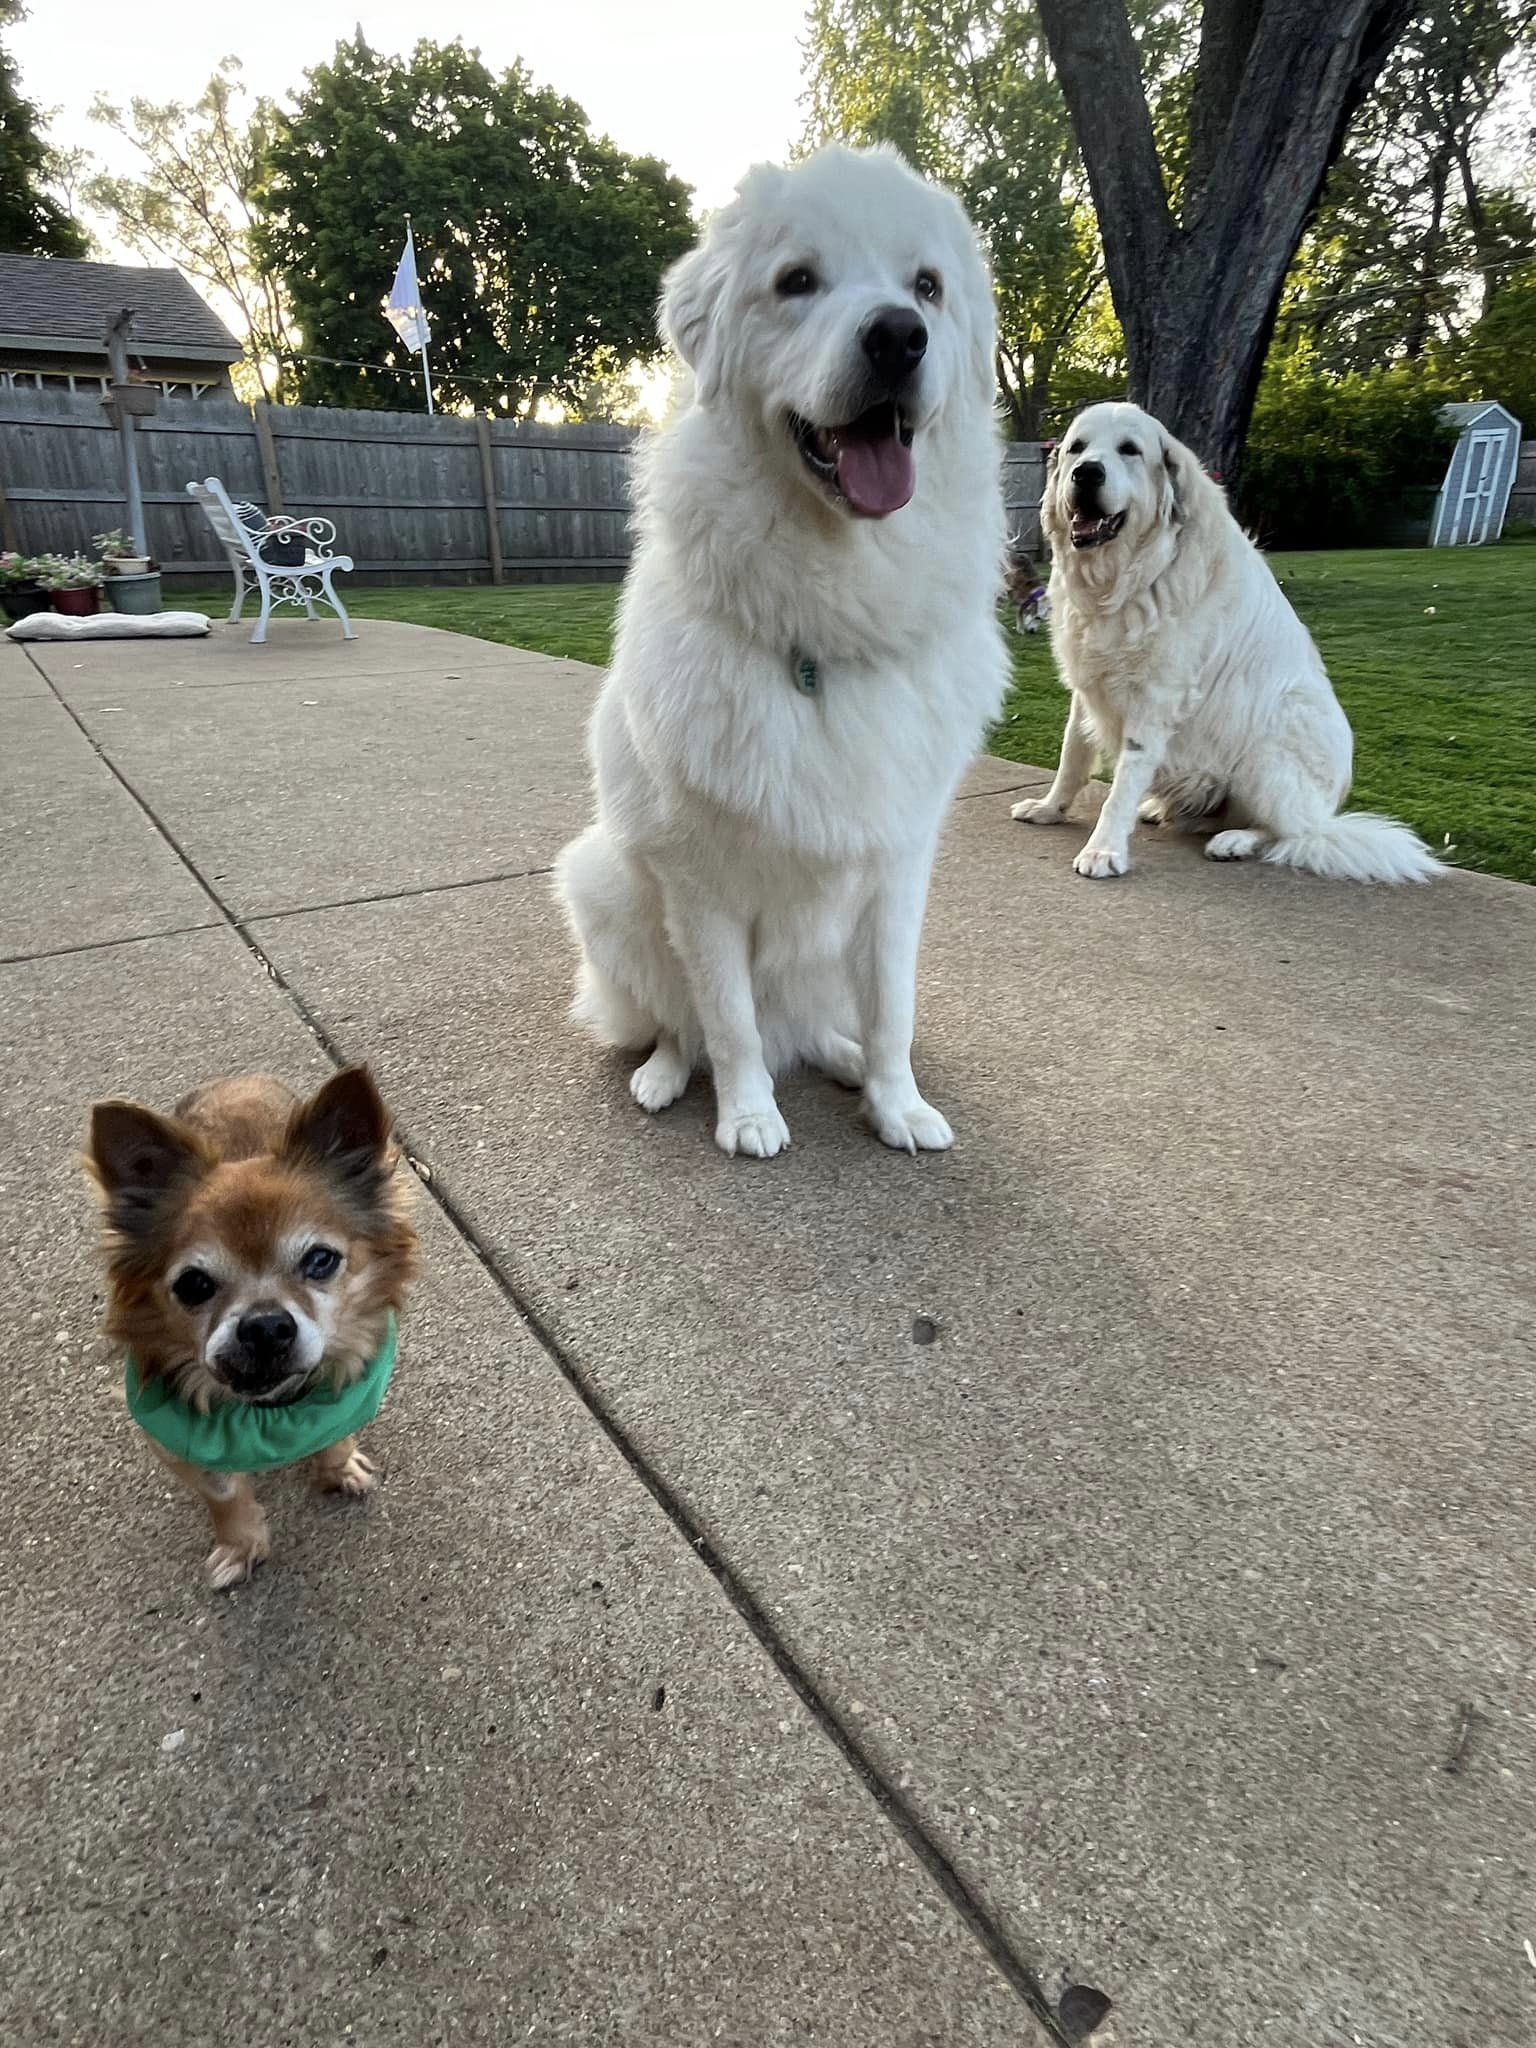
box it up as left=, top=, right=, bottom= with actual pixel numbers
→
left=124, top=1313, right=399, bottom=1473
left=791, top=648, right=820, bottom=696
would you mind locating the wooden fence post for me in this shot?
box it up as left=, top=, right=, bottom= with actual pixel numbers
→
left=0, top=457, right=17, bottom=552
left=475, top=413, right=505, bottom=584
left=252, top=401, right=285, bottom=513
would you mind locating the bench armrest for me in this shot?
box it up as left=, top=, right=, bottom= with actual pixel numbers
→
left=261, top=514, right=340, bottom=554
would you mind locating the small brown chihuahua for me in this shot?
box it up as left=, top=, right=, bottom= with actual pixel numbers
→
left=86, top=1067, right=418, bottom=1589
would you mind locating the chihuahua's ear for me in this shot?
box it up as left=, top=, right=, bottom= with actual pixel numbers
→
left=87, top=1102, right=212, bottom=1239
left=283, top=1066, right=392, bottom=1202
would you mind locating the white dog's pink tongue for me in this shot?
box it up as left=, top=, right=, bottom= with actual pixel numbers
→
left=835, top=425, right=914, bottom=518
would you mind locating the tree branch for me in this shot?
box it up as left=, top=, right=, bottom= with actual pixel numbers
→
left=1184, top=0, right=1264, bottom=219
left=1035, top=0, right=1173, bottom=349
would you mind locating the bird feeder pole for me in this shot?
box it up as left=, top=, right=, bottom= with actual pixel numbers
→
left=103, top=307, right=150, bottom=556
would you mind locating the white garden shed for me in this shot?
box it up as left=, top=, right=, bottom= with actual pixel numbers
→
left=1430, top=400, right=1523, bottom=546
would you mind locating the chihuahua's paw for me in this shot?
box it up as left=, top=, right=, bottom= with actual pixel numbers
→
left=205, top=1518, right=270, bottom=1592
left=316, top=1447, right=378, bottom=1498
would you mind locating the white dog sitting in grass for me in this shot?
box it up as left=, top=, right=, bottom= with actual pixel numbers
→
left=1013, top=401, right=1439, bottom=884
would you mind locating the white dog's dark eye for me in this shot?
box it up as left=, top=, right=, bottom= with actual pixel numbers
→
left=1067, top=439, right=1085, bottom=455
left=1118, top=442, right=1141, bottom=457
left=300, top=1245, right=342, bottom=1282
left=776, top=266, right=818, bottom=298
left=915, top=269, right=942, bottom=302
left=171, top=1267, right=218, bottom=1308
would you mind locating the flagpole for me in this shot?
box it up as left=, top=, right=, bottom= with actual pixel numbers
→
left=404, top=215, right=434, bottom=414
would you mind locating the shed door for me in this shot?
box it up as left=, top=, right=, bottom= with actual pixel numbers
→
left=1457, top=430, right=1502, bottom=545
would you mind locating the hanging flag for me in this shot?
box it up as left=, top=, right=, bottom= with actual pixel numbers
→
left=384, top=226, right=431, bottom=354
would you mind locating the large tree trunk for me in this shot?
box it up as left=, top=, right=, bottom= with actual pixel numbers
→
left=1036, top=0, right=1417, bottom=487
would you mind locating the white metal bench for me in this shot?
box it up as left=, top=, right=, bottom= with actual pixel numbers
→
left=186, top=476, right=357, bottom=645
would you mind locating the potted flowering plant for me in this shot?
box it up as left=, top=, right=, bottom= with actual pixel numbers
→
left=94, top=529, right=152, bottom=576
left=0, top=551, right=51, bottom=621
left=36, top=552, right=105, bottom=617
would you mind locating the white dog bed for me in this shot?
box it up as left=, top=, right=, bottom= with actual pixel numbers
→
left=6, top=611, right=211, bottom=642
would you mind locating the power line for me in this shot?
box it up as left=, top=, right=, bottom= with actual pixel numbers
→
left=1275, top=250, right=1531, bottom=322
left=247, top=251, right=1533, bottom=395
left=253, top=346, right=518, bottom=391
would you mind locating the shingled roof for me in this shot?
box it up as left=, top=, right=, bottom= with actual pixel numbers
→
left=0, top=255, right=243, bottom=361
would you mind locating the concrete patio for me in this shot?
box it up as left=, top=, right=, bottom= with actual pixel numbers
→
left=2, top=616, right=1532, bottom=2047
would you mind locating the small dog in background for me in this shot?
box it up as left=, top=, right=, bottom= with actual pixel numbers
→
left=1003, top=545, right=1049, bottom=633
left=86, top=1066, right=417, bottom=1589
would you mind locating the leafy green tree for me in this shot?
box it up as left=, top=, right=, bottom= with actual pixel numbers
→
left=255, top=35, right=695, bottom=416
left=801, top=1, right=1190, bottom=437
left=0, top=0, right=87, bottom=255
left=1442, top=258, right=1536, bottom=425
left=84, top=60, right=295, bottom=401
left=1276, top=0, right=1536, bottom=376
left=802, top=0, right=1103, bottom=437
left=1036, top=0, right=1418, bottom=483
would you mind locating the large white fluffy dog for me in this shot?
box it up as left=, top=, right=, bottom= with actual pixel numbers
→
left=1013, top=402, right=1439, bottom=883
left=555, top=146, right=1007, bottom=1158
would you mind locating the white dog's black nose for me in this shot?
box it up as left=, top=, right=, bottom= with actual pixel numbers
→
left=237, top=1307, right=297, bottom=1362
left=1072, top=460, right=1106, bottom=490
left=861, top=307, right=928, bottom=386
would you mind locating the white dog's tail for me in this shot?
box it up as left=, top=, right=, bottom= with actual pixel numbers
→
left=1263, top=811, right=1441, bottom=885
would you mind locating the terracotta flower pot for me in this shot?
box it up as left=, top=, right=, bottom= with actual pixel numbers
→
left=51, top=588, right=101, bottom=617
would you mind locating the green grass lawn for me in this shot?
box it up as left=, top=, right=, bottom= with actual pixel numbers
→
left=174, top=542, right=1536, bottom=884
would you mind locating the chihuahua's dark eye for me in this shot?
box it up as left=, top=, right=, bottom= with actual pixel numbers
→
left=1118, top=441, right=1141, bottom=457
left=915, top=269, right=942, bottom=303
left=1067, top=439, right=1086, bottom=455
left=171, top=1267, right=217, bottom=1309
left=300, top=1245, right=342, bottom=1282
left=776, top=265, right=818, bottom=298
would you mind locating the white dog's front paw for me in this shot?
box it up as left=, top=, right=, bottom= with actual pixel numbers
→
left=1011, top=796, right=1066, bottom=826
left=862, top=1083, right=953, bottom=1154
left=715, top=1104, right=791, bottom=1159
left=630, top=1041, right=692, bottom=1112
left=1073, top=842, right=1130, bottom=879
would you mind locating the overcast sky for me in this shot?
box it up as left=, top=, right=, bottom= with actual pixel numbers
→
left=14, top=0, right=812, bottom=213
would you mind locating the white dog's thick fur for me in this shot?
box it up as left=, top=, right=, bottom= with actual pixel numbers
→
left=1014, top=402, right=1439, bottom=884
left=555, top=146, right=1007, bottom=1158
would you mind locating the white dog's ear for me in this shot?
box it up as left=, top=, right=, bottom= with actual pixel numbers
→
left=1040, top=439, right=1069, bottom=553
left=1158, top=439, right=1185, bottom=528
left=660, top=239, right=731, bottom=405
left=1160, top=429, right=1225, bottom=540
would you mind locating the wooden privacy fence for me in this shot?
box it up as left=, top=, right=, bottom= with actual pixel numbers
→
left=4, top=388, right=1530, bottom=577
left=0, top=388, right=638, bottom=584
left=1001, top=443, right=1048, bottom=552
left=0, top=386, right=1064, bottom=580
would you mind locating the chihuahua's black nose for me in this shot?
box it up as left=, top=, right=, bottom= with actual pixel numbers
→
left=861, top=306, right=927, bottom=387
left=237, top=1308, right=297, bottom=1362
left=1072, top=460, right=1106, bottom=492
